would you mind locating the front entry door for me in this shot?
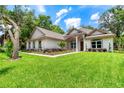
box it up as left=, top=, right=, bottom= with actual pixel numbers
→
left=80, top=41, right=83, bottom=51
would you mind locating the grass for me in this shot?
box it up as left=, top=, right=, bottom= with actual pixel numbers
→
left=0, top=52, right=124, bottom=88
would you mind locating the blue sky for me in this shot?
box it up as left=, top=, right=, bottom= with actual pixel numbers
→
left=7, top=5, right=113, bottom=32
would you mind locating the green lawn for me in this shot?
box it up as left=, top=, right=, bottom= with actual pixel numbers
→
left=0, top=52, right=124, bottom=88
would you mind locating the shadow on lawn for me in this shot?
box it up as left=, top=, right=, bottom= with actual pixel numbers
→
left=0, top=66, right=15, bottom=76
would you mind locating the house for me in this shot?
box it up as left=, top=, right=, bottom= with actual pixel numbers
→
left=26, top=26, right=115, bottom=52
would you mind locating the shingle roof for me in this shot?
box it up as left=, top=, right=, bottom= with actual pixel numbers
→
left=65, top=27, right=111, bottom=36
left=36, top=27, right=65, bottom=40
left=86, top=34, right=115, bottom=39
left=77, top=27, right=93, bottom=34
left=76, top=27, right=111, bottom=35
left=30, top=27, right=114, bottom=41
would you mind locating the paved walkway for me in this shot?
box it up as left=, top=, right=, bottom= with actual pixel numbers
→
left=23, top=52, right=80, bottom=58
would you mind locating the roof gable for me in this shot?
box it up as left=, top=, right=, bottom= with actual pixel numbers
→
left=88, top=30, right=108, bottom=36
left=30, top=29, right=45, bottom=40
left=66, top=28, right=87, bottom=35
left=68, top=29, right=79, bottom=35
left=65, top=27, right=75, bottom=35
left=66, top=27, right=94, bottom=35
left=30, top=27, right=65, bottom=40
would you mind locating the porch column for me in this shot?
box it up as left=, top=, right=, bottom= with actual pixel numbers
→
left=31, top=41, right=33, bottom=49
left=76, top=36, right=79, bottom=52
left=26, top=41, right=29, bottom=50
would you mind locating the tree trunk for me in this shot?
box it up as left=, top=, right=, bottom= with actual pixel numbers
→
left=13, top=28, right=20, bottom=59
left=12, top=45, right=19, bottom=59
left=8, top=29, right=19, bottom=59
left=12, top=37, right=19, bottom=59
left=3, top=15, right=20, bottom=59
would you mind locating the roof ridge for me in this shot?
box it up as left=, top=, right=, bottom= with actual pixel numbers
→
left=36, top=26, right=64, bottom=36
left=78, top=27, right=93, bottom=30
left=36, top=26, right=64, bottom=40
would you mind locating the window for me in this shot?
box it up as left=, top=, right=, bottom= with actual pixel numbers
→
left=33, top=41, right=35, bottom=49
left=91, top=40, right=102, bottom=48
left=92, top=41, right=96, bottom=48
left=39, top=41, right=41, bottom=48
left=70, top=41, right=76, bottom=49
left=97, top=40, right=102, bottom=48
left=29, top=42, right=31, bottom=49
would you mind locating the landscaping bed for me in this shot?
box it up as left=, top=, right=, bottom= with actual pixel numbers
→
left=25, top=49, right=73, bottom=55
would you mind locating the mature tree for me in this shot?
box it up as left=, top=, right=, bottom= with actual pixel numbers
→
left=99, top=5, right=124, bottom=50
left=1, top=15, right=20, bottom=59
left=0, top=6, right=8, bottom=14
left=35, top=15, right=65, bottom=34
left=8, top=6, right=36, bottom=49
left=20, top=10, right=36, bottom=49
left=0, top=6, right=24, bottom=59
left=51, top=25, right=64, bottom=34
left=99, top=5, right=124, bottom=37
left=35, top=15, right=52, bottom=30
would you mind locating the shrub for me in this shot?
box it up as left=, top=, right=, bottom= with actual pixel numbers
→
left=4, top=40, right=13, bottom=58
left=58, top=41, right=66, bottom=49
left=88, top=48, right=107, bottom=52
left=0, top=47, right=5, bottom=53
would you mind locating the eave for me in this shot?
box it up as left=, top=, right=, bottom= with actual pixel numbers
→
left=86, top=34, right=115, bottom=39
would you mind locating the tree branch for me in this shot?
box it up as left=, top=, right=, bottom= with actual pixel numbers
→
left=2, top=15, right=19, bottom=30
left=8, top=29, right=15, bottom=43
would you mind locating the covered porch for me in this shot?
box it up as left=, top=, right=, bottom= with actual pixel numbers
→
left=65, top=33, right=86, bottom=52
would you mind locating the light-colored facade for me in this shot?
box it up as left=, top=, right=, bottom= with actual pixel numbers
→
left=26, top=27, right=64, bottom=50
left=26, top=27, right=115, bottom=52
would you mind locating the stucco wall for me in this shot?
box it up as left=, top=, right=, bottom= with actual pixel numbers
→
left=85, top=39, right=91, bottom=51
left=31, top=29, right=44, bottom=40
left=35, top=40, right=39, bottom=49
left=30, top=41, right=33, bottom=49
left=26, top=37, right=113, bottom=52
left=102, top=38, right=113, bottom=51
left=85, top=37, right=113, bottom=51
left=27, top=38, right=61, bottom=50
left=42, top=38, right=61, bottom=49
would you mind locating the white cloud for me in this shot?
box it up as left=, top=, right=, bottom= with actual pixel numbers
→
left=64, top=18, right=81, bottom=29
left=90, top=12, right=100, bottom=21
left=37, top=5, right=46, bottom=13
left=56, top=7, right=72, bottom=18
left=54, top=16, right=63, bottom=25
left=54, top=15, right=66, bottom=25
left=56, top=9, right=68, bottom=18
left=54, top=7, right=72, bottom=25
